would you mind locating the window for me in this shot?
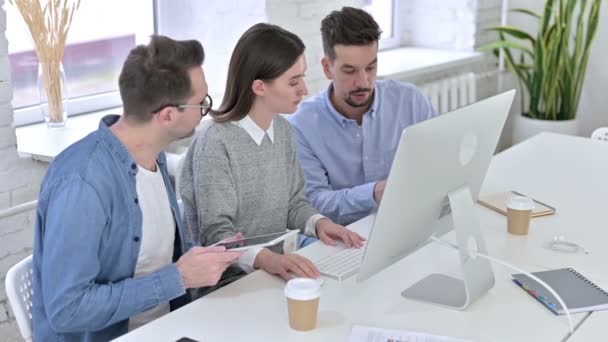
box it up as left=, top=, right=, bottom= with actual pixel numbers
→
left=5, top=0, right=154, bottom=126
left=363, top=0, right=400, bottom=50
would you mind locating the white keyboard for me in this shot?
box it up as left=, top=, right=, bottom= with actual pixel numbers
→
left=315, top=248, right=364, bottom=281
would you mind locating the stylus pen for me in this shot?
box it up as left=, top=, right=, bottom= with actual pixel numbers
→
left=512, top=190, right=556, bottom=211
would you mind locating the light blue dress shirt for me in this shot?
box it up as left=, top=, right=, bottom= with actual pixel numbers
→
left=288, top=80, right=437, bottom=225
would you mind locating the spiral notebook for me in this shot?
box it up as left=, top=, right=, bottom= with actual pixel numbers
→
left=512, top=268, right=608, bottom=315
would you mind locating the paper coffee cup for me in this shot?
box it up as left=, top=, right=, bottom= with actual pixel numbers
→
left=506, top=195, right=534, bottom=235
left=284, top=278, right=321, bottom=331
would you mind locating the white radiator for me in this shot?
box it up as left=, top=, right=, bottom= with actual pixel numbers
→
left=420, top=73, right=477, bottom=114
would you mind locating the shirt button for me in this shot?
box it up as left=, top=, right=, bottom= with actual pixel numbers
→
left=133, top=236, right=140, bottom=242
left=131, top=163, right=136, bottom=170
left=134, top=198, right=139, bottom=204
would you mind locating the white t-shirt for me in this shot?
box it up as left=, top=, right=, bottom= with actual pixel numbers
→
left=128, top=164, right=175, bottom=331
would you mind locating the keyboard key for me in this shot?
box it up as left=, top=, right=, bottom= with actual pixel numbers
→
left=315, top=248, right=364, bottom=281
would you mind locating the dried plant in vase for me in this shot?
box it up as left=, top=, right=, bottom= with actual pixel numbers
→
left=9, top=0, right=81, bottom=126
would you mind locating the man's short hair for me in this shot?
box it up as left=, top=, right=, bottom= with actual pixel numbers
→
left=118, top=35, right=205, bottom=122
left=321, top=6, right=382, bottom=60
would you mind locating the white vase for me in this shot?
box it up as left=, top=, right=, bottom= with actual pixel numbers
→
left=512, top=115, right=578, bottom=145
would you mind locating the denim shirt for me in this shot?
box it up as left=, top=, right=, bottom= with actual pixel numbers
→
left=32, top=115, right=191, bottom=342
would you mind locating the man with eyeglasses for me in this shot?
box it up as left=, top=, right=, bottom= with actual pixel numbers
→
left=32, top=36, right=242, bottom=342
left=154, top=94, right=213, bottom=116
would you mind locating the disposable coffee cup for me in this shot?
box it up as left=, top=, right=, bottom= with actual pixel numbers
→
left=506, top=195, right=534, bottom=235
left=284, top=278, right=321, bottom=331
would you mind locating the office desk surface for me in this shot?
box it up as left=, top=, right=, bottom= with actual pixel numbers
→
left=566, top=275, right=608, bottom=342
left=116, top=215, right=584, bottom=342
left=116, top=133, right=605, bottom=342
left=479, top=133, right=608, bottom=281
left=568, top=310, right=608, bottom=342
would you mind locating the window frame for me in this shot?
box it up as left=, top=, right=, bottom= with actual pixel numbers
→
left=375, top=0, right=401, bottom=51
left=13, top=91, right=123, bottom=127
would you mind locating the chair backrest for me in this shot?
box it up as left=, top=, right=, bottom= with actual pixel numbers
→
left=591, top=127, right=608, bottom=142
left=166, top=151, right=187, bottom=193
left=5, top=255, right=34, bottom=342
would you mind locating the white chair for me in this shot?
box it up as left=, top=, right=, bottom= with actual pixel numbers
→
left=166, top=150, right=187, bottom=193
left=591, top=127, right=608, bottom=142
left=5, top=255, right=34, bottom=342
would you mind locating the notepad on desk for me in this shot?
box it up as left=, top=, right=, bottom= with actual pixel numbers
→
left=478, top=191, right=556, bottom=217
left=512, top=268, right=608, bottom=315
left=348, top=325, right=472, bottom=342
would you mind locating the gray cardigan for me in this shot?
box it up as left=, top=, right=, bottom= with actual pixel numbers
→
left=179, top=115, right=318, bottom=247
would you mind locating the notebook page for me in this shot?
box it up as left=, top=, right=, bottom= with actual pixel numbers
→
left=349, top=325, right=473, bottom=342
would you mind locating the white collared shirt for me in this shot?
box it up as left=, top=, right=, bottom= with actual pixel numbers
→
left=230, top=114, right=275, bottom=145
left=231, top=115, right=325, bottom=272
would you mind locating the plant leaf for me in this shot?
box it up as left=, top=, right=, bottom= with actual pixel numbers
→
left=478, top=41, right=534, bottom=58
left=486, top=26, right=536, bottom=44
left=510, top=8, right=541, bottom=19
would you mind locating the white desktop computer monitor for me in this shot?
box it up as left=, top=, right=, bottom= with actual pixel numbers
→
left=356, top=90, right=516, bottom=309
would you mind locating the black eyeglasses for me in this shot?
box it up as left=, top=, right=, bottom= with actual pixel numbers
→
left=152, top=94, right=213, bottom=117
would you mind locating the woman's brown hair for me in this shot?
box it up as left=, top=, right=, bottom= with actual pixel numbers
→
left=212, top=23, right=305, bottom=122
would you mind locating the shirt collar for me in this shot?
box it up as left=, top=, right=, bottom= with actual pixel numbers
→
left=97, top=114, right=166, bottom=175
left=323, top=82, right=379, bottom=126
left=230, top=115, right=274, bottom=146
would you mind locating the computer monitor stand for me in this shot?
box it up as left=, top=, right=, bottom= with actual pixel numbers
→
left=401, top=186, right=495, bottom=309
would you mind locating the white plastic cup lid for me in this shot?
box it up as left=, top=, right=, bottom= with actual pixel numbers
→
left=506, top=195, right=535, bottom=211
left=284, top=278, right=321, bottom=301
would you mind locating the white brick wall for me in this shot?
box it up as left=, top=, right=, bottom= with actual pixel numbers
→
left=266, top=0, right=364, bottom=95
left=396, top=0, right=503, bottom=49
left=0, top=0, right=46, bottom=338
left=475, top=0, right=503, bottom=47
left=398, top=0, right=478, bottom=50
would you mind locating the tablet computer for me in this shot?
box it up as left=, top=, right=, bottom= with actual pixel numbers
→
left=477, top=190, right=556, bottom=217
left=211, top=230, right=298, bottom=251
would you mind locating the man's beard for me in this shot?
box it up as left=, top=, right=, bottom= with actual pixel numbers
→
left=344, top=88, right=374, bottom=108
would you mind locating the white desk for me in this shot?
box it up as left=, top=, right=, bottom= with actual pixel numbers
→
left=566, top=275, right=608, bottom=342
left=568, top=310, right=608, bottom=341
left=115, top=133, right=607, bottom=342
left=479, top=133, right=608, bottom=281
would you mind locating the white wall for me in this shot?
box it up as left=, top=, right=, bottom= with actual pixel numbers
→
left=156, top=0, right=268, bottom=102
left=266, top=0, right=364, bottom=95
left=156, top=0, right=365, bottom=99
left=398, top=0, right=479, bottom=50
left=0, top=0, right=47, bottom=338
left=507, top=0, right=608, bottom=136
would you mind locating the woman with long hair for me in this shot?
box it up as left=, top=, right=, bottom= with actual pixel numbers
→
left=180, top=23, right=364, bottom=285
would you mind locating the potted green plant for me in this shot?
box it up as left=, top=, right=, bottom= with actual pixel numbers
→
left=480, top=0, right=601, bottom=144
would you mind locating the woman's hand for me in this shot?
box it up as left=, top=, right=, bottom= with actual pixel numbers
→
left=254, top=249, right=320, bottom=280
